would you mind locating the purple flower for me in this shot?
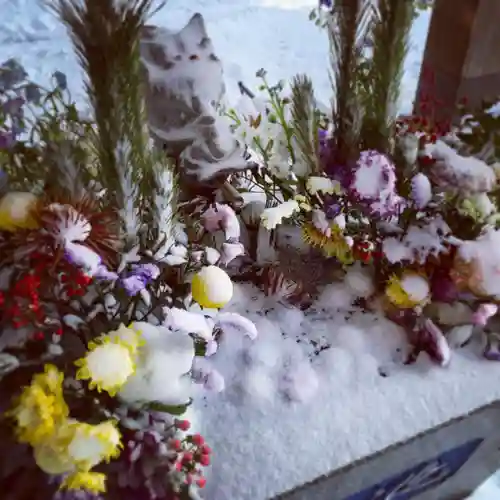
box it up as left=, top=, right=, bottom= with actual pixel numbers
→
left=120, top=263, right=160, bottom=296
left=484, top=336, right=500, bottom=361
left=473, top=303, right=498, bottom=326
left=0, top=131, right=15, bottom=150
left=323, top=195, right=342, bottom=219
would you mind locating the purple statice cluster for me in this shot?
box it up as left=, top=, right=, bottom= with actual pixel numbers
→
left=319, top=141, right=434, bottom=220
left=341, top=149, right=406, bottom=218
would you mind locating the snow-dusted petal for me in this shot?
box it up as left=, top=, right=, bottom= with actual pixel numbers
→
left=216, top=312, right=258, bottom=340
left=260, top=200, right=299, bottom=230
left=164, top=307, right=215, bottom=341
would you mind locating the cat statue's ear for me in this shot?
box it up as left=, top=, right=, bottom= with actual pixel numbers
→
left=140, top=13, right=249, bottom=193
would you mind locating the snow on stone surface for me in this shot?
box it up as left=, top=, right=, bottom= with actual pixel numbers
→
left=193, top=283, right=500, bottom=500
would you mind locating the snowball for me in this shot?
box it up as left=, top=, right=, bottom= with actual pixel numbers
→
left=400, top=274, right=429, bottom=302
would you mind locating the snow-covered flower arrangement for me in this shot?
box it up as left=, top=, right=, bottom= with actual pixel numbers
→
left=214, top=3, right=500, bottom=369
left=0, top=1, right=258, bottom=499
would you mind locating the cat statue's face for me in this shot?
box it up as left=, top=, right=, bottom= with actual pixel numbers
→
left=140, top=14, right=225, bottom=147
left=140, top=14, right=249, bottom=185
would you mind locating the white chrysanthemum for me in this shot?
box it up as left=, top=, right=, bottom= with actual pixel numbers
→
left=76, top=339, right=135, bottom=395
left=260, top=200, right=299, bottom=230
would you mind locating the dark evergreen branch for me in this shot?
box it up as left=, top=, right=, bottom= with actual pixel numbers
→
left=290, top=74, right=320, bottom=175
left=327, top=0, right=375, bottom=165
left=361, top=0, right=414, bottom=153
left=46, top=0, right=175, bottom=247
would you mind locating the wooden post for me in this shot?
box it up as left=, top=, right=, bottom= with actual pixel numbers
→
left=415, top=0, right=500, bottom=122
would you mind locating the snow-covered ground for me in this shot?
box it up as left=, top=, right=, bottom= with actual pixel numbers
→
left=4, top=1, right=500, bottom=499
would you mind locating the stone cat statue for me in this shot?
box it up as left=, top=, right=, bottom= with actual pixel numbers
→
left=140, top=13, right=249, bottom=197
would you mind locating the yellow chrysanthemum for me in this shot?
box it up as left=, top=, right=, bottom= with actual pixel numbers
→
left=60, top=471, right=107, bottom=493
left=9, top=365, right=68, bottom=446
left=65, top=420, right=122, bottom=470
left=34, top=441, right=75, bottom=475
left=302, top=222, right=353, bottom=264
left=75, top=335, right=135, bottom=395
left=385, top=272, right=430, bottom=309
left=0, top=191, right=39, bottom=231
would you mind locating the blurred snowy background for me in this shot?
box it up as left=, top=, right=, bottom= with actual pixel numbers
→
left=0, top=0, right=431, bottom=113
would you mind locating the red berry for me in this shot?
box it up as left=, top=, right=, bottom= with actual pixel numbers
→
left=201, top=445, right=212, bottom=455
left=199, top=454, right=210, bottom=466
left=196, top=477, right=207, bottom=489
left=34, top=332, right=45, bottom=341
left=182, top=452, right=193, bottom=463
left=191, top=434, right=204, bottom=446
left=55, top=327, right=63, bottom=336
left=175, top=419, right=191, bottom=431
left=169, top=439, right=182, bottom=450
left=175, top=461, right=183, bottom=472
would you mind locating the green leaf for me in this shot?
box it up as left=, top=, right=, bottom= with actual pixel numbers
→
left=194, top=340, right=206, bottom=357
left=144, top=400, right=192, bottom=416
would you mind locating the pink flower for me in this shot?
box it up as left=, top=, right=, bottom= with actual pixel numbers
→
left=201, top=203, right=240, bottom=240
left=473, top=303, right=498, bottom=326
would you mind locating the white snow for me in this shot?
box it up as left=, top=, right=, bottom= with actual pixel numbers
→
left=194, top=283, right=500, bottom=500
left=400, top=273, right=430, bottom=302
left=457, top=228, right=500, bottom=299
left=426, top=140, right=497, bottom=193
